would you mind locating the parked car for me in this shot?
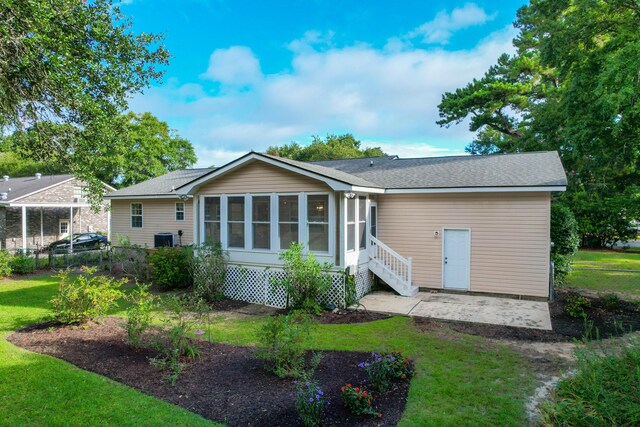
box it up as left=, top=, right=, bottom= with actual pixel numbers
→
left=48, top=233, right=109, bottom=252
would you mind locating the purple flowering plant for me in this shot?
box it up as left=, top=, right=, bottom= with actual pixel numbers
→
left=293, top=378, right=327, bottom=427
left=359, top=349, right=415, bottom=391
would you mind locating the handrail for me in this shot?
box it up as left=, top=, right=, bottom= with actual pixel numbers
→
left=368, top=235, right=412, bottom=285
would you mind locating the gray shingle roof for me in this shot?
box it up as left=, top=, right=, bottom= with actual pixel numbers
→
left=107, top=169, right=214, bottom=197
left=310, top=151, right=567, bottom=189
left=105, top=151, right=567, bottom=198
left=0, top=174, right=73, bottom=202
left=259, top=153, right=382, bottom=188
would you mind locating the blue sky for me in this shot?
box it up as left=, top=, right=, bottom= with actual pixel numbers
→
left=122, top=1, right=523, bottom=167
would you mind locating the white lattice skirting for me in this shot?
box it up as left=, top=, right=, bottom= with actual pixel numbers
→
left=194, top=263, right=374, bottom=309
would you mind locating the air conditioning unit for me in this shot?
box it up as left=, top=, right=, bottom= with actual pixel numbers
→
left=154, top=232, right=177, bottom=248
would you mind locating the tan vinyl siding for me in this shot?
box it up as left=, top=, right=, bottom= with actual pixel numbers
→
left=110, top=199, right=193, bottom=247
left=377, top=192, right=551, bottom=298
left=198, top=160, right=330, bottom=194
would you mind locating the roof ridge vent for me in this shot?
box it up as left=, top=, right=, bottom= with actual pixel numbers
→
left=370, top=160, right=374, bottom=167
left=2, top=175, right=8, bottom=181
left=35, top=172, right=42, bottom=179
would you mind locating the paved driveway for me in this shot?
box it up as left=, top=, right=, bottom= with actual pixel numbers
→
left=356, top=291, right=552, bottom=330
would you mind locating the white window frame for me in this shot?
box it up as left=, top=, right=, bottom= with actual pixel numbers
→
left=226, top=194, right=246, bottom=249
left=251, top=194, right=272, bottom=251
left=358, top=195, right=367, bottom=250
left=130, top=202, right=143, bottom=229
left=59, top=219, right=70, bottom=237
left=202, top=196, right=221, bottom=244
left=305, top=192, right=332, bottom=254
left=277, top=193, right=300, bottom=251
left=175, top=202, right=186, bottom=221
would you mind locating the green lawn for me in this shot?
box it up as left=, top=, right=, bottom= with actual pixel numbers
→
left=0, top=274, right=536, bottom=426
left=566, top=250, right=640, bottom=295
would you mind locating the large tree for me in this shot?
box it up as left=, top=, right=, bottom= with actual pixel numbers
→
left=0, top=0, right=169, bottom=205
left=437, top=0, right=640, bottom=247
left=266, top=134, right=385, bottom=161
left=109, top=112, right=197, bottom=188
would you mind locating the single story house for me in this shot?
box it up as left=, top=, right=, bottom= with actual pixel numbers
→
left=106, top=151, right=567, bottom=300
left=0, top=173, right=112, bottom=251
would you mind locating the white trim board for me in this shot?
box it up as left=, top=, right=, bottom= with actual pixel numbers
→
left=385, top=186, right=566, bottom=194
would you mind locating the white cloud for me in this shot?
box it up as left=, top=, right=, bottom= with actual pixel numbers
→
left=129, top=25, right=516, bottom=167
left=200, top=46, right=262, bottom=86
left=408, top=3, right=494, bottom=45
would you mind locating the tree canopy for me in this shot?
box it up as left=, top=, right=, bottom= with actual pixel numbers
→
left=0, top=112, right=196, bottom=188
left=0, top=0, right=169, bottom=206
left=437, top=0, right=640, bottom=247
left=266, top=134, right=385, bottom=161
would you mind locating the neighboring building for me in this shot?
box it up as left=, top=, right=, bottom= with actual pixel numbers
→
left=0, top=173, right=112, bottom=251
left=106, top=151, right=567, bottom=299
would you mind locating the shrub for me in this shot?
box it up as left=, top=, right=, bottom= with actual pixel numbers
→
left=550, top=204, right=579, bottom=284
left=340, top=384, right=380, bottom=418
left=564, top=293, right=591, bottom=318
left=9, top=254, right=35, bottom=274
left=191, top=243, right=228, bottom=301
left=600, top=292, right=622, bottom=311
left=275, top=243, right=332, bottom=313
left=150, top=295, right=207, bottom=384
left=539, top=339, right=640, bottom=426
left=0, top=250, right=11, bottom=278
left=50, top=267, right=126, bottom=324
left=124, top=283, right=156, bottom=347
left=148, top=246, right=193, bottom=290
left=256, top=312, right=313, bottom=378
left=293, top=378, right=327, bottom=427
left=359, top=349, right=415, bottom=392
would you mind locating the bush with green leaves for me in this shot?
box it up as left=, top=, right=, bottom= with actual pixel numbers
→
left=275, top=243, right=332, bottom=313
left=50, top=267, right=126, bottom=324
left=540, top=339, right=640, bottom=426
left=148, top=246, right=193, bottom=290
left=0, top=250, right=11, bottom=278
left=600, top=293, right=622, bottom=311
left=150, top=295, right=208, bottom=384
left=191, top=243, right=228, bottom=301
left=340, top=384, right=380, bottom=418
left=564, top=292, right=591, bottom=319
left=256, top=312, right=314, bottom=378
left=358, top=349, right=415, bottom=392
left=124, top=283, right=156, bottom=347
left=9, top=254, right=35, bottom=274
left=550, top=204, right=580, bottom=284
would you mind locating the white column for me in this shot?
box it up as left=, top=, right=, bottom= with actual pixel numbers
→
left=40, top=208, right=44, bottom=247
left=69, top=206, right=74, bottom=252
left=107, top=208, right=111, bottom=242
left=21, top=206, right=27, bottom=251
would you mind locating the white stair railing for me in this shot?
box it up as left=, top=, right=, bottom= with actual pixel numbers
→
left=368, top=235, right=412, bottom=289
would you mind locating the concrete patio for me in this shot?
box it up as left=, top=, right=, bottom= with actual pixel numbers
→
left=356, top=291, right=552, bottom=330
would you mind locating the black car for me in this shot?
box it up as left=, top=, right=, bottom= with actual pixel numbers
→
left=49, top=233, right=109, bottom=252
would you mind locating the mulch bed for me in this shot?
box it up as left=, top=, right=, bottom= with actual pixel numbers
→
left=415, top=290, right=640, bottom=342
left=317, top=309, right=390, bottom=324
left=8, top=318, right=409, bottom=427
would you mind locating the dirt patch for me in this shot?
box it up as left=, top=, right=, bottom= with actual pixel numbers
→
left=8, top=318, right=409, bottom=427
left=208, top=298, right=250, bottom=311
left=414, top=291, right=640, bottom=342
left=317, top=309, right=391, bottom=325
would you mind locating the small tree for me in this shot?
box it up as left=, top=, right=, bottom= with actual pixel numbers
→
left=0, top=250, right=12, bottom=278
left=550, top=204, right=580, bottom=284
left=148, top=246, right=193, bottom=290
left=276, top=243, right=332, bottom=313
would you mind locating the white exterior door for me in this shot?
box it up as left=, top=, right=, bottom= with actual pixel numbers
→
left=443, top=229, right=470, bottom=290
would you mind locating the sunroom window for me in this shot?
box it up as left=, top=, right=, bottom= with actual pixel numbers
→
left=359, top=196, right=367, bottom=249
left=228, top=196, right=245, bottom=248
left=252, top=196, right=270, bottom=250
left=279, top=195, right=298, bottom=250
left=203, top=197, right=221, bottom=243
left=307, top=194, right=328, bottom=252
left=346, top=197, right=355, bottom=251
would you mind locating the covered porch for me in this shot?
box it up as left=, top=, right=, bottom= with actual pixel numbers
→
left=2, top=202, right=110, bottom=252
